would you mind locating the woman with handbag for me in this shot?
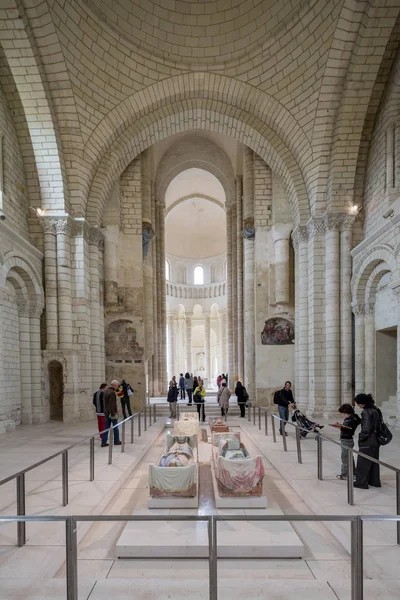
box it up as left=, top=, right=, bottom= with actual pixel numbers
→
left=193, top=378, right=206, bottom=422
left=235, top=381, right=248, bottom=418
left=354, top=393, right=382, bottom=489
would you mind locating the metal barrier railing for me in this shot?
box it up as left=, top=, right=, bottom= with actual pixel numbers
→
left=0, top=403, right=159, bottom=547
left=246, top=404, right=400, bottom=544
left=1, top=512, right=398, bottom=600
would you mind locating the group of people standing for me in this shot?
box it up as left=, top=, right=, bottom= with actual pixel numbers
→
left=274, top=382, right=386, bottom=489
left=168, top=373, right=206, bottom=420
left=92, top=379, right=133, bottom=447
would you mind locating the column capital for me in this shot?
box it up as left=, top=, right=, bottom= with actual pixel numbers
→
left=291, top=225, right=308, bottom=249
left=242, top=216, right=255, bottom=239
left=272, top=223, right=292, bottom=243
left=89, top=226, right=105, bottom=248
left=351, top=301, right=375, bottom=316
left=39, top=215, right=73, bottom=235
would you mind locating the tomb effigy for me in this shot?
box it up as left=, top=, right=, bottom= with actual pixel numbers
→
left=173, top=412, right=200, bottom=438
left=211, top=432, right=266, bottom=507
left=148, top=433, right=198, bottom=507
left=208, top=416, right=229, bottom=433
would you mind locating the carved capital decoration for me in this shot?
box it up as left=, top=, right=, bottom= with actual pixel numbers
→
left=291, top=225, right=308, bottom=249
left=242, top=216, right=255, bottom=239
left=17, top=300, right=44, bottom=318
left=307, top=217, right=325, bottom=239
left=54, top=217, right=72, bottom=235
left=351, top=302, right=365, bottom=316
left=339, top=214, right=356, bottom=232
left=72, top=219, right=90, bottom=241
left=89, top=227, right=105, bottom=249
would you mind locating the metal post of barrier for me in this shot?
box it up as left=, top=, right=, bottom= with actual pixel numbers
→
left=66, top=516, right=78, bottom=600
left=247, top=403, right=251, bottom=421
left=149, top=403, right=152, bottom=427
left=89, top=437, right=95, bottom=482
left=264, top=411, right=268, bottom=436
left=62, top=450, right=68, bottom=506
left=144, top=405, right=147, bottom=431
left=138, top=411, right=142, bottom=437
left=209, top=516, right=218, bottom=600
left=258, top=406, right=261, bottom=430
left=295, top=427, right=302, bottom=464
left=317, top=435, right=323, bottom=480
left=271, top=414, right=276, bottom=442
left=16, top=473, right=26, bottom=547
left=396, top=471, right=400, bottom=545
left=347, top=449, right=354, bottom=506
left=131, top=416, right=134, bottom=444
left=351, top=516, right=363, bottom=600
left=154, top=403, right=157, bottom=423
left=108, top=426, right=113, bottom=465
left=177, top=402, right=180, bottom=421
left=253, top=404, right=256, bottom=426
left=282, top=424, right=288, bottom=452
left=121, top=421, right=125, bottom=453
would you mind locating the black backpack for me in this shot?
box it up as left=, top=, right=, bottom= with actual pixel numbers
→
left=273, top=390, right=281, bottom=405
left=376, top=409, right=393, bottom=446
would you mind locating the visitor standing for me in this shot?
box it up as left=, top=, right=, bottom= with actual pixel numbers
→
left=274, top=381, right=295, bottom=436
left=221, top=373, right=227, bottom=386
left=218, top=381, right=231, bottom=417
left=168, top=379, right=179, bottom=418
left=217, top=375, right=222, bottom=388
left=178, top=373, right=186, bottom=400
left=102, top=380, right=122, bottom=447
left=354, top=394, right=382, bottom=489
left=330, top=404, right=361, bottom=480
left=120, top=379, right=133, bottom=419
left=185, top=372, right=194, bottom=405
left=193, top=376, right=198, bottom=395
left=235, top=381, right=248, bottom=418
left=194, top=378, right=206, bottom=422
left=93, top=383, right=107, bottom=441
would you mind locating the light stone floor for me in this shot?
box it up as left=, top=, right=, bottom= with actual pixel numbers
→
left=0, top=407, right=399, bottom=599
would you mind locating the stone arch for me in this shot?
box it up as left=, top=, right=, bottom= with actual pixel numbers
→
left=352, top=246, right=397, bottom=306
left=86, top=100, right=310, bottom=227
left=167, top=194, right=224, bottom=216
left=0, top=2, right=69, bottom=212
left=365, top=263, right=392, bottom=307
left=2, top=255, right=44, bottom=312
left=322, top=3, right=400, bottom=211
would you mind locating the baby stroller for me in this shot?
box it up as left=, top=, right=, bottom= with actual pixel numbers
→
left=291, top=407, right=324, bottom=439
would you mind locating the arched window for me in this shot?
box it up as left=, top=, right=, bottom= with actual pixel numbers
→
left=194, top=265, right=204, bottom=285
left=165, top=259, right=170, bottom=281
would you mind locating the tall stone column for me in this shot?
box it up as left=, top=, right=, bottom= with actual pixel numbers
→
left=204, top=312, right=211, bottom=386
left=340, top=217, right=354, bottom=403
left=325, top=216, right=341, bottom=417
left=167, top=313, right=175, bottom=382
left=272, top=224, right=292, bottom=305
left=243, top=146, right=256, bottom=401
left=41, top=218, right=58, bottom=349
left=236, top=176, right=244, bottom=381
left=30, top=306, right=44, bottom=423
left=307, top=218, right=326, bottom=416
left=226, top=201, right=234, bottom=382
left=89, top=227, right=105, bottom=388
left=353, top=303, right=365, bottom=395
left=18, top=303, right=32, bottom=424
left=55, top=218, right=73, bottom=350
left=231, top=202, right=238, bottom=381
left=364, top=303, right=376, bottom=396
left=186, top=313, right=192, bottom=373
left=158, top=201, right=168, bottom=392
left=292, top=226, right=309, bottom=407
left=151, top=181, right=159, bottom=395
left=142, top=150, right=154, bottom=365
left=220, top=311, right=228, bottom=373
left=392, top=285, right=400, bottom=426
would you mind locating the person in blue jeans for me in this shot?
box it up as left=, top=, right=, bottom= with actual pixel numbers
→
left=101, top=379, right=122, bottom=447
left=276, top=381, right=295, bottom=436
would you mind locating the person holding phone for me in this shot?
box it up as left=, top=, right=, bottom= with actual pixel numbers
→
left=330, top=403, right=361, bottom=480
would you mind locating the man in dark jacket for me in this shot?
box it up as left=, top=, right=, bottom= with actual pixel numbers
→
left=93, top=383, right=107, bottom=442
left=178, top=373, right=185, bottom=400
left=276, top=381, right=295, bottom=436
left=101, top=380, right=122, bottom=447
left=331, top=404, right=361, bottom=480
left=120, top=379, right=133, bottom=419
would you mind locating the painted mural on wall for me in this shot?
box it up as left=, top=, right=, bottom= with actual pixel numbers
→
left=261, top=318, right=294, bottom=345
left=105, top=320, right=144, bottom=362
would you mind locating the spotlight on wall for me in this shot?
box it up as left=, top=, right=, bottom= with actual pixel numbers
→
left=383, top=208, right=395, bottom=219
left=350, top=204, right=359, bottom=215
left=29, top=206, right=45, bottom=217
left=0, top=210, right=5, bottom=221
